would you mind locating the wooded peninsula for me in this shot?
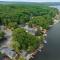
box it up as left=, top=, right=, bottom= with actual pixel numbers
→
left=0, top=4, right=59, bottom=60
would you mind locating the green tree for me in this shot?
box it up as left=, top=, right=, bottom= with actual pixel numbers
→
left=30, top=16, right=49, bottom=29
left=11, top=28, right=41, bottom=52
left=8, top=22, right=18, bottom=29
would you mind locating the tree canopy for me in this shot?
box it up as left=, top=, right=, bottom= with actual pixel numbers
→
left=0, top=4, right=58, bottom=29
left=11, top=28, right=42, bottom=52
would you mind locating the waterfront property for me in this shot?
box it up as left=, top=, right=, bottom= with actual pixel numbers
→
left=19, top=24, right=37, bottom=35
left=0, top=47, right=16, bottom=59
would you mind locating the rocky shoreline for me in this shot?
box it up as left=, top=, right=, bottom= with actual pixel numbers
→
left=0, top=13, right=60, bottom=60
left=29, top=14, right=60, bottom=60
left=26, top=30, right=48, bottom=60
left=0, top=18, right=59, bottom=60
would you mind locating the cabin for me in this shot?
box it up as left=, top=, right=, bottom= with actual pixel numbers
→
left=0, top=47, right=16, bottom=59
left=19, top=24, right=37, bottom=35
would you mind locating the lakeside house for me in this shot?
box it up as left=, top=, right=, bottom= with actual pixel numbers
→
left=19, top=24, right=37, bottom=35
left=0, top=47, right=16, bottom=59
left=53, top=19, right=60, bottom=24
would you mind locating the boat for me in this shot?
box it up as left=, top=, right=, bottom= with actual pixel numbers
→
left=43, top=40, right=47, bottom=44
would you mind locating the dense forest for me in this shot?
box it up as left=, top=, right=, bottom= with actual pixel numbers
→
left=0, top=4, right=58, bottom=29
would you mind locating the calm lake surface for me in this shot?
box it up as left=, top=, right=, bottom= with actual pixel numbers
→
left=50, top=6, right=60, bottom=11
left=31, top=5, right=60, bottom=60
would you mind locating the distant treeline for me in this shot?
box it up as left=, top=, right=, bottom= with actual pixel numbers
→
left=0, top=2, right=60, bottom=6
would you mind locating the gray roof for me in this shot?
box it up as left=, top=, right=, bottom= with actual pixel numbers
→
left=0, top=47, right=16, bottom=59
left=20, top=24, right=37, bottom=35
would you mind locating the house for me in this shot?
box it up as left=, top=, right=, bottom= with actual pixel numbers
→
left=0, top=47, right=16, bottom=59
left=19, top=24, right=37, bottom=35
left=20, top=50, right=27, bottom=56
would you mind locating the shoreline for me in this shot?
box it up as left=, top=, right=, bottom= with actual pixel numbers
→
left=26, top=30, right=48, bottom=60
left=0, top=17, right=59, bottom=60
left=0, top=12, right=60, bottom=60
left=29, top=13, right=60, bottom=60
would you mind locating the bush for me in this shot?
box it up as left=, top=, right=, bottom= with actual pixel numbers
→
left=11, top=28, right=42, bottom=52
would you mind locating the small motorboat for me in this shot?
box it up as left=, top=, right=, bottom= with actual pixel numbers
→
left=43, top=40, right=47, bottom=44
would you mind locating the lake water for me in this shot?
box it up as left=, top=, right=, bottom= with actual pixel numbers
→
left=50, top=6, right=60, bottom=10
left=31, top=5, right=60, bottom=60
